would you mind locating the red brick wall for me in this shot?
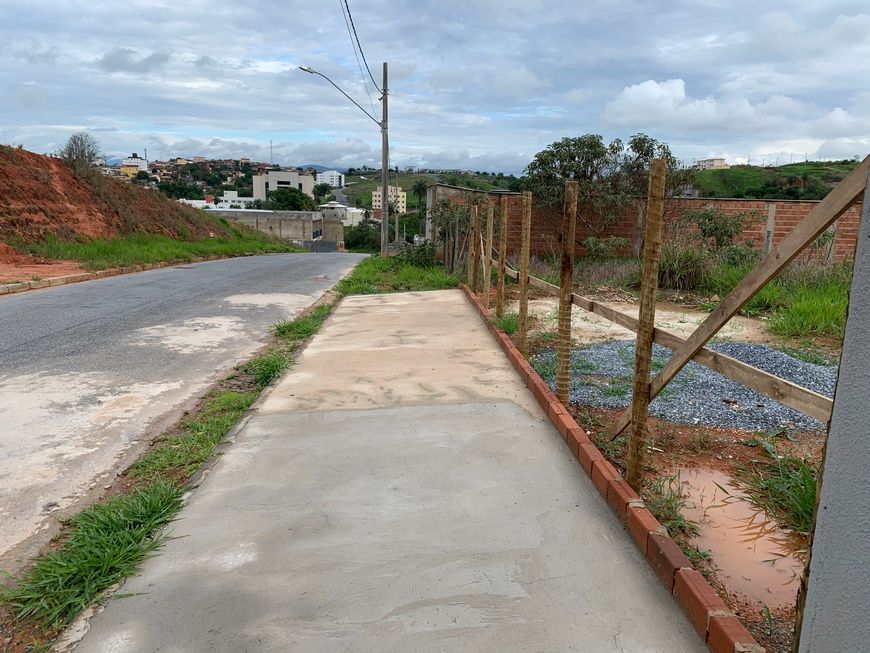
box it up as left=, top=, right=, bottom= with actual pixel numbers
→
left=435, top=188, right=862, bottom=262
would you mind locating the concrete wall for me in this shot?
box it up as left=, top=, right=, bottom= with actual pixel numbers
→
left=797, top=179, right=870, bottom=651
left=212, top=210, right=344, bottom=244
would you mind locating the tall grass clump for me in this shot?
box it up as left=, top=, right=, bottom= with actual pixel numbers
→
left=274, top=304, right=332, bottom=340
left=740, top=452, right=818, bottom=534
left=244, top=351, right=290, bottom=388
left=493, top=312, right=519, bottom=334
left=0, top=482, right=182, bottom=628
left=658, top=242, right=713, bottom=291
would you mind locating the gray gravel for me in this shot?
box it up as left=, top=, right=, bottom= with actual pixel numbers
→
left=530, top=340, right=837, bottom=432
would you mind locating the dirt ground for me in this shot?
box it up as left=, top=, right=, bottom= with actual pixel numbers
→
left=0, top=243, right=84, bottom=283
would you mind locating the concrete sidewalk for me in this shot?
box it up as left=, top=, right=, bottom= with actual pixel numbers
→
left=72, top=290, right=704, bottom=652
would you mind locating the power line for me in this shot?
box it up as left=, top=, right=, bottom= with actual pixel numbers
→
left=338, top=0, right=377, bottom=118
left=344, top=0, right=381, bottom=93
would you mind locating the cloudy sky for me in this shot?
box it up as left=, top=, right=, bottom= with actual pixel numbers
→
left=1, top=1, right=868, bottom=173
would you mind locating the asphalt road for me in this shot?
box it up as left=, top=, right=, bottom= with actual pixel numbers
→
left=0, top=253, right=364, bottom=568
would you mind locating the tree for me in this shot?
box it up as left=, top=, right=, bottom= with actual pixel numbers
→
left=136, top=170, right=150, bottom=182
left=313, top=183, right=332, bottom=201
left=412, top=179, right=428, bottom=212
left=59, top=132, right=101, bottom=177
left=267, top=187, right=316, bottom=211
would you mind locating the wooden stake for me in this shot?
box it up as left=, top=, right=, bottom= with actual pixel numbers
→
left=466, top=205, right=478, bottom=290
left=517, top=192, right=532, bottom=356
left=610, top=153, right=870, bottom=440
left=483, top=204, right=494, bottom=309
left=496, top=195, right=509, bottom=318
left=471, top=204, right=481, bottom=292
left=626, top=159, right=666, bottom=490
left=556, top=181, right=578, bottom=405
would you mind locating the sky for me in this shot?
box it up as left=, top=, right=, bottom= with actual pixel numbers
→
left=1, top=0, right=869, bottom=174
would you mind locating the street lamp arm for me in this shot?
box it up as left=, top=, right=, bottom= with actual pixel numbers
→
left=299, top=66, right=381, bottom=127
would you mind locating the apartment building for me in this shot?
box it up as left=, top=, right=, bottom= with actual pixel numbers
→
left=316, top=170, right=345, bottom=188
left=372, top=185, right=407, bottom=213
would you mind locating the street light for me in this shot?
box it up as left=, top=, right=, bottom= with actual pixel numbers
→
left=300, top=63, right=391, bottom=256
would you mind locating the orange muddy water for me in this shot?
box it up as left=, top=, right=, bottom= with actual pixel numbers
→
left=677, top=467, right=805, bottom=608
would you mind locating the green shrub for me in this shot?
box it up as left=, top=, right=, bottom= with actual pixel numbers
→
left=582, top=236, right=629, bottom=259
left=658, top=242, right=713, bottom=290
left=398, top=241, right=436, bottom=267
left=685, top=206, right=758, bottom=249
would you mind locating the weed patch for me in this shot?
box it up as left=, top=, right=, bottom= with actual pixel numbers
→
left=493, top=312, right=519, bottom=335
left=336, top=256, right=458, bottom=295
left=738, top=450, right=817, bottom=534
left=22, top=233, right=301, bottom=271
left=0, top=483, right=181, bottom=628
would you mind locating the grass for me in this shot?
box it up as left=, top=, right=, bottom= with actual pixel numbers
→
left=644, top=474, right=698, bottom=538
left=738, top=451, right=818, bottom=534
left=493, top=312, right=519, bottom=334
left=244, top=352, right=290, bottom=388
left=0, top=482, right=181, bottom=628
left=19, top=233, right=302, bottom=271
left=129, top=390, right=257, bottom=482
left=274, top=304, right=332, bottom=339
left=335, top=255, right=458, bottom=295
left=777, top=346, right=835, bottom=366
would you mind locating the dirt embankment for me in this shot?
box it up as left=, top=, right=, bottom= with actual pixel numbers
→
left=0, top=146, right=234, bottom=246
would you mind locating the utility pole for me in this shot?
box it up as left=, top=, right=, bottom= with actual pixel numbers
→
left=380, top=62, right=389, bottom=256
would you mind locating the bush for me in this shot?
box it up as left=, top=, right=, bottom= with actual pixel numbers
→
left=582, top=236, right=628, bottom=259
left=658, top=242, right=713, bottom=290
left=721, top=243, right=761, bottom=267
left=344, top=217, right=381, bottom=252
left=398, top=241, right=436, bottom=267
left=685, top=206, right=757, bottom=249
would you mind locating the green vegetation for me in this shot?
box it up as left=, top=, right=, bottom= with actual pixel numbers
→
left=493, top=312, right=520, bottom=334
left=244, top=352, right=290, bottom=389
left=335, top=255, right=458, bottom=295
left=20, top=232, right=301, bottom=270
left=777, top=346, right=835, bottom=366
left=130, top=390, right=257, bottom=482
left=694, top=160, right=859, bottom=200
left=738, top=443, right=818, bottom=534
left=644, top=474, right=698, bottom=538
left=0, top=482, right=181, bottom=628
left=274, top=304, right=333, bottom=340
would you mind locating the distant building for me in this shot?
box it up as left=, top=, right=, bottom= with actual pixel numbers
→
left=239, top=157, right=251, bottom=165
left=372, top=185, right=407, bottom=214
left=119, top=152, right=148, bottom=178
left=319, top=201, right=367, bottom=227
left=253, top=170, right=316, bottom=200
left=316, top=170, right=345, bottom=188
left=694, top=158, right=729, bottom=170
left=192, top=156, right=208, bottom=163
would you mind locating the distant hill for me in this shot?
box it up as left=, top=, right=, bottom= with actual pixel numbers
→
left=298, top=164, right=330, bottom=172
left=694, top=160, right=860, bottom=200
left=0, top=146, right=240, bottom=245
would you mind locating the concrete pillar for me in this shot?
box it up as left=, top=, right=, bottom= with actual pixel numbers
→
left=796, top=171, right=870, bottom=652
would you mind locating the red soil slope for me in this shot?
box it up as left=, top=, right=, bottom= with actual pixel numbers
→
left=0, top=146, right=234, bottom=245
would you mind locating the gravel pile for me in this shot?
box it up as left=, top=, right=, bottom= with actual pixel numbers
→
left=530, top=340, right=837, bottom=432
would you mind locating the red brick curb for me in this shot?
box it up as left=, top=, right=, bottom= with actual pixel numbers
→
left=0, top=253, right=267, bottom=297
left=460, top=284, right=763, bottom=653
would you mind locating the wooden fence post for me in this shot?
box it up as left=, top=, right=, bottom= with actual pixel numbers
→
left=466, top=204, right=478, bottom=289
left=556, top=181, right=578, bottom=405
left=471, top=204, right=481, bottom=292
left=626, top=160, right=666, bottom=490
left=483, top=204, right=494, bottom=309
left=765, top=203, right=776, bottom=254
left=496, top=195, right=509, bottom=318
left=517, top=192, right=532, bottom=356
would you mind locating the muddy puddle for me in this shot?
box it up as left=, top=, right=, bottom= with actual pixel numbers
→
left=677, top=467, right=805, bottom=608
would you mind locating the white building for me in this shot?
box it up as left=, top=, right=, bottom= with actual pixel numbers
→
left=121, top=153, right=148, bottom=172
left=217, top=190, right=259, bottom=208
left=694, top=158, right=729, bottom=170
left=372, top=185, right=407, bottom=214
left=319, top=201, right=368, bottom=227
left=316, top=170, right=345, bottom=188
left=253, top=170, right=316, bottom=200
